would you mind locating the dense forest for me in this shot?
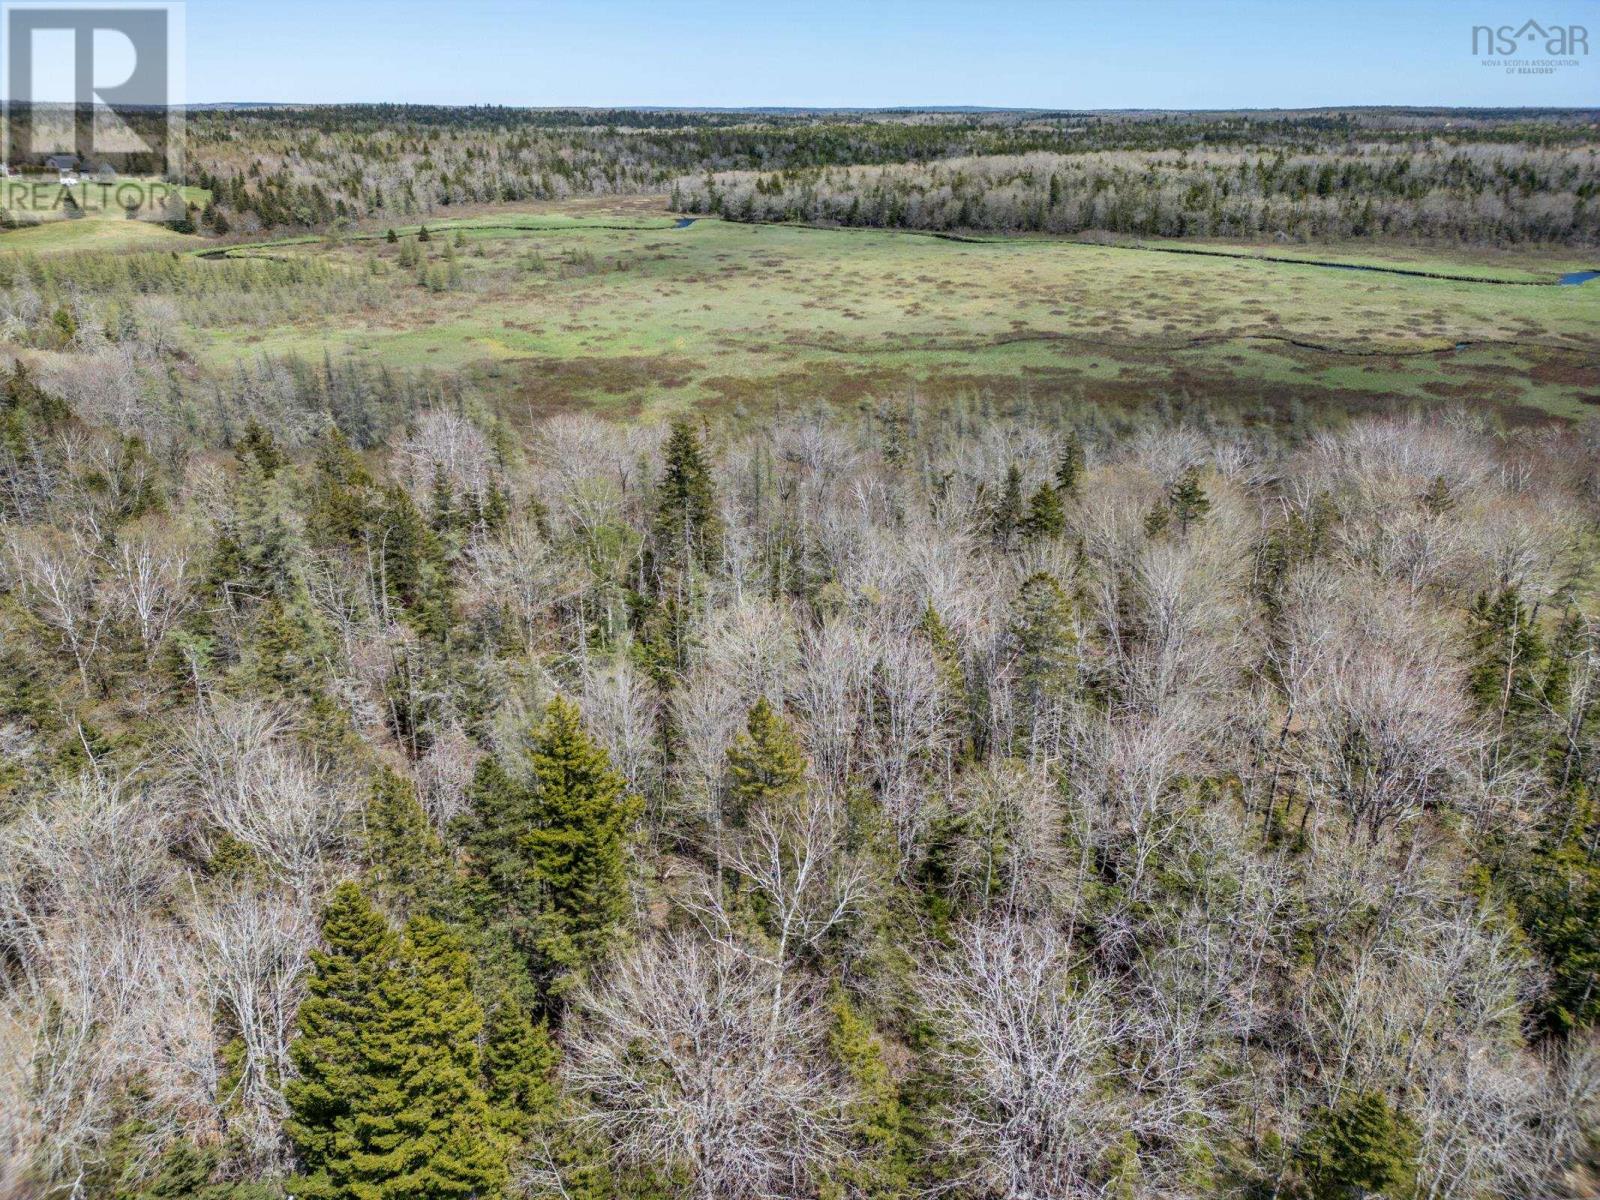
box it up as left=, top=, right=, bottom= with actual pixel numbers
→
left=1, top=98, right=1598, bottom=1200
left=2, top=352, right=1599, bottom=1196
left=675, top=143, right=1600, bottom=244
left=162, top=106, right=1600, bottom=238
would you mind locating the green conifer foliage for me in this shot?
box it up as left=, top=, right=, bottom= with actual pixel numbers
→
left=828, top=991, right=910, bottom=1198
left=482, top=989, right=559, bottom=1139
left=1514, top=786, right=1600, bottom=1036
left=287, top=887, right=508, bottom=1200
left=989, top=463, right=1026, bottom=549
left=1294, top=1091, right=1418, bottom=1200
left=1467, top=588, right=1547, bottom=771
left=307, top=427, right=377, bottom=549
left=1167, top=467, right=1211, bottom=535
left=524, top=696, right=640, bottom=984
left=1021, top=483, right=1066, bottom=543
left=458, top=698, right=639, bottom=997
left=364, top=767, right=459, bottom=924
left=1055, top=430, right=1086, bottom=498
left=133, top=1139, right=275, bottom=1200
left=378, top=485, right=454, bottom=641
left=344, top=917, right=506, bottom=1200
left=1008, top=572, right=1077, bottom=748
left=234, top=420, right=287, bottom=478
left=725, top=696, right=807, bottom=825
left=651, top=420, right=723, bottom=573
left=921, top=602, right=971, bottom=759
left=286, top=882, right=393, bottom=1191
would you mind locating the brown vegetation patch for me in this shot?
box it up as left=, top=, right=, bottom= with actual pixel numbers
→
left=495, top=353, right=700, bottom=409
left=1529, top=359, right=1600, bottom=389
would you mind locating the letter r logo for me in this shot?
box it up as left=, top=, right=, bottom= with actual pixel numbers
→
left=3, top=3, right=183, bottom=175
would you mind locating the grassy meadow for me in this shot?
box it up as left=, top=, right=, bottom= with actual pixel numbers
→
left=185, top=201, right=1599, bottom=423
left=0, top=192, right=1592, bottom=423
left=0, top=213, right=200, bottom=253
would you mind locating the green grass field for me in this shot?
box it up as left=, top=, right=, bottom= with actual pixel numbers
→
left=0, top=177, right=210, bottom=254
left=0, top=214, right=200, bottom=253
left=179, top=202, right=1599, bottom=423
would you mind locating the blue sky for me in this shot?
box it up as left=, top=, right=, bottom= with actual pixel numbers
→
left=184, top=0, right=1598, bottom=107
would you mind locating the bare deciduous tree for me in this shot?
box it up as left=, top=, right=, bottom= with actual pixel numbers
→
left=562, top=935, right=849, bottom=1200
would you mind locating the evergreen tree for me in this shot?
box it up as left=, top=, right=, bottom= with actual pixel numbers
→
left=245, top=593, right=327, bottom=700
left=285, top=882, right=393, bottom=1192
left=482, top=988, right=559, bottom=1139
left=1513, top=785, right=1600, bottom=1036
left=386, top=228, right=399, bottom=244
left=458, top=698, right=639, bottom=998
left=1467, top=588, right=1546, bottom=771
left=378, top=485, right=454, bottom=641
left=207, top=456, right=304, bottom=603
left=234, top=420, right=287, bottom=478
left=307, top=427, right=377, bottom=549
left=365, top=767, right=460, bottom=924
left=1541, top=613, right=1600, bottom=789
left=651, top=420, right=723, bottom=573
left=132, top=1139, right=274, bottom=1200
left=343, top=917, right=507, bottom=1200
left=1055, top=430, right=1086, bottom=498
left=1294, top=1091, right=1418, bottom=1200
left=1008, top=573, right=1077, bottom=752
left=921, top=602, right=971, bottom=760
left=429, top=465, right=461, bottom=538
left=1021, top=483, right=1066, bottom=543
left=1419, top=473, right=1454, bottom=516
left=524, top=697, right=639, bottom=987
left=989, top=463, right=1026, bottom=550
left=724, top=696, right=807, bottom=825
left=287, top=887, right=508, bottom=1200
left=1168, top=467, right=1211, bottom=535
left=457, top=753, right=544, bottom=997
left=828, top=991, right=911, bottom=1199
left=479, top=989, right=614, bottom=1196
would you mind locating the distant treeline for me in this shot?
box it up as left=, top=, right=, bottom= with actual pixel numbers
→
left=675, top=144, right=1600, bottom=244
left=179, top=107, right=1600, bottom=234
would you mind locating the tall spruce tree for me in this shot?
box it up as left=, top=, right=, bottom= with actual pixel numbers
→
left=1055, top=430, right=1086, bottom=498
left=287, top=888, right=508, bottom=1200
left=1021, top=483, right=1066, bottom=543
left=651, top=419, right=722, bottom=573
left=482, top=989, right=559, bottom=1140
left=1467, top=588, right=1547, bottom=772
left=456, top=753, right=544, bottom=1000
left=921, top=602, right=972, bottom=761
left=1008, top=572, right=1078, bottom=753
left=364, top=768, right=460, bottom=924
left=344, top=917, right=506, bottom=1200
left=724, top=696, right=807, bottom=826
left=1168, top=467, right=1211, bottom=535
left=286, top=882, right=391, bottom=1191
left=828, top=991, right=911, bottom=1199
left=458, top=697, right=639, bottom=999
left=989, top=464, right=1026, bottom=550
left=524, top=697, right=639, bottom=987
left=1294, top=1091, right=1418, bottom=1200
left=1513, top=785, right=1600, bottom=1036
